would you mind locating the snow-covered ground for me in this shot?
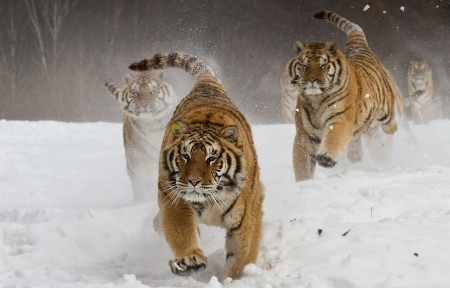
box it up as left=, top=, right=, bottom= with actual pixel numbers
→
left=1, top=119, right=450, bottom=287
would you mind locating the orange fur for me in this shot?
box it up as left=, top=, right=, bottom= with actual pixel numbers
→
left=284, top=11, right=399, bottom=181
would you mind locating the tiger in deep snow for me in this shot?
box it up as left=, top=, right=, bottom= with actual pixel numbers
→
left=104, top=71, right=177, bottom=202
left=128, top=52, right=264, bottom=279
left=406, top=60, right=442, bottom=124
left=283, top=10, right=401, bottom=181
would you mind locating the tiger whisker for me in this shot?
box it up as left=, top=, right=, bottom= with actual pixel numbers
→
left=216, top=184, right=235, bottom=188
left=160, top=185, right=177, bottom=194
left=207, top=191, right=227, bottom=213
left=167, top=189, right=184, bottom=208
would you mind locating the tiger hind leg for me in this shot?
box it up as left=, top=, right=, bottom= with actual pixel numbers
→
left=363, top=124, right=394, bottom=164
left=347, top=137, right=363, bottom=163
left=224, top=207, right=263, bottom=279
left=380, top=117, right=398, bottom=135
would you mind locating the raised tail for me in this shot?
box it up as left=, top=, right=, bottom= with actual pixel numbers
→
left=129, top=52, right=214, bottom=81
left=104, top=79, right=120, bottom=101
left=314, top=10, right=364, bottom=36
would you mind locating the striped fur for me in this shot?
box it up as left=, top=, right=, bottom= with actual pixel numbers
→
left=129, top=52, right=264, bottom=280
left=281, top=67, right=416, bottom=159
left=284, top=10, right=399, bottom=181
left=104, top=71, right=177, bottom=202
left=406, top=60, right=441, bottom=124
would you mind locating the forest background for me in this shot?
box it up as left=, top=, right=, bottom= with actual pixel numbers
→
left=1, top=0, right=449, bottom=124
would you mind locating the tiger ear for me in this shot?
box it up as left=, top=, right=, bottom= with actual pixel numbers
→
left=171, top=120, right=189, bottom=137
left=293, top=41, right=307, bottom=54
left=325, top=41, right=337, bottom=56
left=220, top=125, right=239, bottom=144
left=123, top=74, right=134, bottom=84
left=155, top=71, right=165, bottom=80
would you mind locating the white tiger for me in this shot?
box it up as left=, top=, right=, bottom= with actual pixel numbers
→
left=104, top=71, right=177, bottom=202
left=406, top=60, right=442, bottom=124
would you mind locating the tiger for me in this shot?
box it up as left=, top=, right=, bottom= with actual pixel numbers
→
left=283, top=10, right=400, bottom=181
left=104, top=71, right=177, bottom=202
left=280, top=67, right=416, bottom=162
left=406, top=60, right=441, bottom=124
left=128, top=52, right=265, bottom=279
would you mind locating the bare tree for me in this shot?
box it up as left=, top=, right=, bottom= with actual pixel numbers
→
left=0, top=1, right=28, bottom=107
left=24, top=0, right=79, bottom=118
left=100, top=1, right=123, bottom=65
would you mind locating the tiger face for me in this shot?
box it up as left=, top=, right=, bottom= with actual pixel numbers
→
left=287, top=41, right=340, bottom=95
left=121, top=72, right=175, bottom=118
left=162, top=121, right=246, bottom=208
left=409, top=61, right=431, bottom=91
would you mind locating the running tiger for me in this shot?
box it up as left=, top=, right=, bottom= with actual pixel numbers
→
left=104, top=71, right=177, bottom=202
left=129, top=52, right=264, bottom=279
left=284, top=10, right=399, bottom=181
left=406, top=60, right=441, bottom=124
left=280, top=67, right=416, bottom=163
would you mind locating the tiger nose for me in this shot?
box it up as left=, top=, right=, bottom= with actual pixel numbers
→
left=309, top=77, right=318, bottom=83
left=187, top=177, right=202, bottom=186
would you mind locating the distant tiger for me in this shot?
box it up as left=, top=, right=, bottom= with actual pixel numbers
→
left=129, top=52, right=264, bottom=279
left=406, top=60, right=441, bottom=124
left=104, top=71, right=177, bottom=202
left=284, top=10, right=400, bottom=181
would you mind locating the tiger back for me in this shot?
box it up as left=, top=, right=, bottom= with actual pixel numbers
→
left=104, top=72, right=177, bottom=202
left=283, top=10, right=399, bottom=181
left=129, top=52, right=264, bottom=280
left=407, top=60, right=440, bottom=124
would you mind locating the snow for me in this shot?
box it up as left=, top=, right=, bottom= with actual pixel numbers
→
left=1, top=119, right=450, bottom=287
left=363, top=5, right=370, bottom=12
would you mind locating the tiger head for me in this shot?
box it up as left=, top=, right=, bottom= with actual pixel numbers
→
left=119, top=71, right=175, bottom=118
left=285, top=41, right=345, bottom=95
left=160, top=121, right=247, bottom=207
left=408, top=61, right=431, bottom=91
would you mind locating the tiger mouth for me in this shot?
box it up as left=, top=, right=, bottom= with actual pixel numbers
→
left=302, top=86, right=323, bottom=95
left=181, top=191, right=211, bottom=203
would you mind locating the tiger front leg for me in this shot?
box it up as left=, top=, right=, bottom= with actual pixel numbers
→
left=292, top=107, right=320, bottom=182
left=317, top=120, right=353, bottom=168
left=410, top=101, right=423, bottom=124
left=224, top=209, right=262, bottom=280
left=160, top=201, right=207, bottom=276
left=293, top=126, right=317, bottom=181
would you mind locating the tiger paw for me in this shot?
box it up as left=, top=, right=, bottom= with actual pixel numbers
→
left=169, top=254, right=207, bottom=276
left=382, top=120, right=398, bottom=135
left=317, top=153, right=337, bottom=168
